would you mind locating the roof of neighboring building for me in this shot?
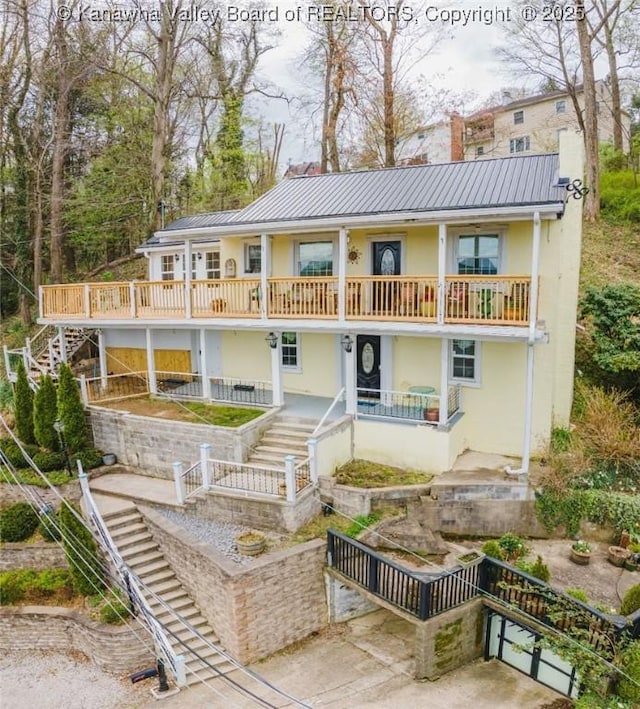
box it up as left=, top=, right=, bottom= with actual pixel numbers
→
left=229, top=153, right=564, bottom=225
left=284, top=161, right=321, bottom=178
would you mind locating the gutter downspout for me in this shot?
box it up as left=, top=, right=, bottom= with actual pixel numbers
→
left=505, top=211, right=541, bottom=477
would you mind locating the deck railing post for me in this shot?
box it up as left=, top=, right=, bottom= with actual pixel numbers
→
left=79, top=375, right=89, bottom=405
left=418, top=580, right=431, bottom=621
left=284, top=455, right=296, bottom=503
left=368, top=553, right=379, bottom=595
left=48, top=338, right=56, bottom=372
left=129, top=282, right=136, bottom=318
left=307, top=438, right=318, bottom=483
left=199, top=444, right=211, bottom=489
left=173, top=462, right=185, bottom=504
left=84, top=284, right=91, bottom=317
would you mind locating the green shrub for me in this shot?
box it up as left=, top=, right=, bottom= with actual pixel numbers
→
left=0, top=502, right=39, bottom=542
left=99, top=592, right=130, bottom=625
left=33, top=374, right=59, bottom=450
left=600, top=170, right=640, bottom=223
left=71, top=448, right=104, bottom=472
left=529, top=555, right=551, bottom=583
left=0, top=570, right=28, bottom=604
left=497, top=533, right=529, bottom=561
left=0, top=467, right=71, bottom=488
left=38, top=508, right=61, bottom=541
left=59, top=500, right=105, bottom=596
left=344, top=512, right=381, bottom=538
left=56, top=364, right=88, bottom=453
left=481, top=540, right=505, bottom=561
left=0, top=439, right=38, bottom=469
left=36, top=568, right=72, bottom=596
left=565, top=587, right=589, bottom=604
left=14, top=360, right=35, bottom=444
left=620, top=584, right=640, bottom=616
left=32, top=450, right=66, bottom=473
left=617, top=640, right=640, bottom=703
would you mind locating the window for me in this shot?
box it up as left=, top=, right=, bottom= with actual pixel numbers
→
left=450, top=340, right=479, bottom=385
left=513, top=110, right=524, bottom=125
left=417, top=132, right=425, bottom=140
left=281, top=332, right=299, bottom=370
left=456, top=234, right=499, bottom=275
left=206, top=252, right=221, bottom=280
left=298, top=241, right=334, bottom=276
left=555, top=100, right=566, bottom=114
left=161, top=255, right=174, bottom=281
left=244, top=243, right=261, bottom=274
left=191, top=253, right=197, bottom=280
left=475, top=146, right=484, bottom=157
left=509, top=136, right=530, bottom=154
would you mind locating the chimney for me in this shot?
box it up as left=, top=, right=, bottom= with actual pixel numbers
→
left=501, top=90, right=512, bottom=105
left=449, top=113, right=464, bottom=161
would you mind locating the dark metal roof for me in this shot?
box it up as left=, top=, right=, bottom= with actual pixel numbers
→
left=163, top=210, right=240, bottom=232
left=230, top=154, right=564, bottom=225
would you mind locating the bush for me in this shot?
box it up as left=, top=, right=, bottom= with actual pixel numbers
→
left=71, top=448, right=104, bottom=472
left=0, top=568, right=73, bottom=604
left=620, top=584, right=640, bottom=616
left=0, top=502, right=39, bottom=542
left=38, top=508, right=61, bottom=541
left=98, top=592, right=131, bottom=625
left=497, top=533, right=529, bottom=561
left=14, top=360, right=35, bottom=444
left=0, top=466, right=71, bottom=488
left=59, top=500, right=105, bottom=596
left=344, top=512, right=381, bottom=538
left=0, top=439, right=38, bottom=468
left=600, top=170, right=640, bottom=223
left=529, top=555, right=551, bottom=583
left=33, top=374, right=59, bottom=451
left=0, top=570, right=29, bottom=604
left=565, top=587, right=589, bottom=604
left=481, top=540, right=505, bottom=561
left=56, top=364, right=88, bottom=453
left=32, top=450, right=67, bottom=473
left=617, top=640, right=640, bottom=703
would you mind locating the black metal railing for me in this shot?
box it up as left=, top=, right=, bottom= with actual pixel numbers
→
left=210, top=377, right=273, bottom=406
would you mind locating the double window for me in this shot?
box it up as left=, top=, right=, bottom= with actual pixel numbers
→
left=509, top=136, right=530, bottom=154
left=281, top=332, right=299, bottom=370
left=450, top=339, right=479, bottom=385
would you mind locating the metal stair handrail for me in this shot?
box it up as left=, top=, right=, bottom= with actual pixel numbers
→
left=311, top=386, right=346, bottom=438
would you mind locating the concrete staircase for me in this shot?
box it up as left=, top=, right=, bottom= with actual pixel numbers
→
left=102, top=505, right=233, bottom=686
left=246, top=414, right=315, bottom=468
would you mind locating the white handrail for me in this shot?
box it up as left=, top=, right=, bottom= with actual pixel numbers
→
left=311, top=386, right=346, bottom=437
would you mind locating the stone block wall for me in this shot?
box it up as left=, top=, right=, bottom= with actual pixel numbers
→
left=0, top=606, right=153, bottom=674
left=0, top=480, right=81, bottom=508
left=89, top=406, right=277, bottom=478
left=141, top=505, right=328, bottom=664
left=0, top=543, right=68, bottom=571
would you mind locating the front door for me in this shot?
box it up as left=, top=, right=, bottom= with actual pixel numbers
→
left=357, top=335, right=381, bottom=398
left=372, top=241, right=401, bottom=314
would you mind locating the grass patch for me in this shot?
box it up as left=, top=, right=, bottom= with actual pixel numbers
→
left=334, top=459, right=433, bottom=488
left=580, top=218, right=640, bottom=293
left=0, top=467, right=71, bottom=487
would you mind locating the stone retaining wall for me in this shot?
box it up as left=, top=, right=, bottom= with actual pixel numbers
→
left=89, top=405, right=278, bottom=478
left=319, top=477, right=433, bottom=517
left=141, top=505, right=327, bottom=664
left=0, top=543, right=68, bottom=571
left=0, top=480, right=81, bottom=507
left=0, top=606, right=153, bottom=675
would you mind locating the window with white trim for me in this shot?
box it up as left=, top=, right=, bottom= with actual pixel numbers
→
left=281, top=332, right=299, bottom=370
left=297, top=240, right=334, bottom=276
left=456, top=234, right=499, bottom=275
left=450, top=340, right=479, bottom=385
left=161, top=255, right=174, bottom=281
left=509, top=136, right=530, bottom=153
left=191, top=253, right=197, bottom=280
left=244, top=243, right=261, bottom=273
left=206, top=251, right=221, bottom=279
left=513, top=110, right=524, bottom=125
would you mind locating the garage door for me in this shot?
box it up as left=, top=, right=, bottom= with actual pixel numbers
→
left=486, top=610, right=580, bottom=699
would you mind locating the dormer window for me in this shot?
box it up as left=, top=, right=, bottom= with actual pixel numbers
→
left=513, top=110, right=524, bottom=125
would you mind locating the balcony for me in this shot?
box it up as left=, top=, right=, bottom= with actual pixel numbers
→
left=40, top=275, right=532, bottom=327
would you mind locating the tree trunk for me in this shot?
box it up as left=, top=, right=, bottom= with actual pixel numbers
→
left=602, top=23, right=623, bottom=152
left=576, top=0, right=599, bottom=220
left=382, top=38, right=394, bottom=167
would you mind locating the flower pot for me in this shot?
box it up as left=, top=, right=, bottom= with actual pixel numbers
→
left=236, top=533, right=266, bottom=556
left=456, top=550, right=485, bottom=569
left=102, top=453, right=117, bottom=466
left=420, top=300, right=436, bottom=318
left=607, top=545, right=630, bottom=567
left=423, top=408, right=439, bottom=422
left=570, top=548, right=591, bottom=565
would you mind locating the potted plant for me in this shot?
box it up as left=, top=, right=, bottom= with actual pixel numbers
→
left=503, top=296, right=522, bottom=322
left=456, top=550, right=485, bottom=569
left=423, top=407, right=439, bottom=422
left=420, top=286, right=437, bottom=318
left=570, top=540, right=592, bottom=565
left=236, top=531, right=266, bottom=556
left=607, top=545, right=630, bottom=567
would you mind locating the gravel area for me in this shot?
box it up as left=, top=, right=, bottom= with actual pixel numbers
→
left=157, top=508, right=283, bottom=564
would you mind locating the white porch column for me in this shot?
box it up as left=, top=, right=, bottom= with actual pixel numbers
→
left=97, top=329, right=108, bottom=389
left=307, top=438, right=318, bottom=484
left=145, top=328, right=157, bottom=394
left=437, top=223, right=447, bottom=325
left=200, top=443, right=211, bottom=488
left=58, top=327, right=67, bottom=363
left=199, top=328, right=211, bottom=399
left=344, top=337, right=356, bottom=415
left=439, top=338, right=449, bottom=426
left=270, top=335, right=283, bottom=406
left=79, top=375, right=89, bottom=405
left=184, top=240, right=192, bottom=319
left=338, top=227, right=348, bottom=321
left=173, top=462, right=185, bottom=504
left=284, top=455, right=297, bottom=503
left=260, top=233, right=269, bottom=319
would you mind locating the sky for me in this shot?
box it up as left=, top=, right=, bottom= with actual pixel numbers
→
left=246, top=0, right=524, bottom=165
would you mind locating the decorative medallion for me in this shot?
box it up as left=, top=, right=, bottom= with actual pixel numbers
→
left=348, top=247, right=362, bottom=264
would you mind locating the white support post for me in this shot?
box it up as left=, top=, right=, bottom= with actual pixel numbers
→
left=307, top=438, right=318, bottom=484
left=174, top=655, right=187, bottom=688
left=338, top=228, right=348, bottom=321
left=173, top=462, right=185, bottom=504
left=439, top=338, right=449, bottom=426
left=84, top=284, right=91, bottom=317
left=48, top=338, right=56, bottom=371
left=260, top=233, right=269, bottom=319
left=79, top=374, right=89, bottom=405
left=22, top=347, right=30, bottom=371
left=38, top=285, right=44, bottom=319
left=25, top=337, right=32, bottom=360
left=199, top=328, right=211, bottom=399
left=437, top=223, right=447, bottom=325
left=270, top=337, right=283, bottom=407
left=146, top=328, right=157, bottom=394
left=3, top=346, right=12, bottom=379
left=200, top=443, right=211, bottom=489
left=521, top=342, right=535, bottom=475
left=129, top=282, right=136, bottom=318
left=285, top=455, right=296, bottom=503
left=58, top=327, right=67, bottom=363
left=78, top=470, right=90, bottom=498
left=344, top=342, right=356, bottom=415
left=184, top=240, right=192, bottom=319
left=97, top=330, right=107, bottom=389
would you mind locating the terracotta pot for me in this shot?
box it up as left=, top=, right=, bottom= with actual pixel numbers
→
left=424, top=408, right=439, bottom=422
left=607, top=545, right=630, bottom=567
left=570, top=548, right=591, bottom=565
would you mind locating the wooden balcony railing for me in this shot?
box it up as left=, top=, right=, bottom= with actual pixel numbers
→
left=40, top=275, right=532, bottom=327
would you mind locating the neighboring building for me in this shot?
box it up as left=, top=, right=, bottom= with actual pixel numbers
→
left=396, top=114, right=464, bottom=165
left=25, top=132, right=585, bottom=477
left=464, top=81, right=631, bottom=160
left=284, top=161, right=321, bottom=178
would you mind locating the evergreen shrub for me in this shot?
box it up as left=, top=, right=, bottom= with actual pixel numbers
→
left=56, top=363, right=88, bottom=452
left=33, top=374, right=59, bottom=450
left=13, top=361, right=35, bottom=444
left=0, top=502, right=39, bottom=542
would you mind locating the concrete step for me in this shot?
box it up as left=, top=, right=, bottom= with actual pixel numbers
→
left=156, top=606, right=202, bottom=625
left=164, top=615, right=209, bottom=636
left=129, top=557, right=169, bottom=577
left=259, top=436, right=309, bottom=450
left=252, top=444, right=308, bottom=456
left=149, top=596, right=194, bottom=616
left=120, top=539, right=160, bottom=559
left=123, top=549, right=164, bottom=567
left=140, top=567, right=177, bottom=587
left=110, top=522, right=149, bottom=540
left=111, top=530, right=154, bottom=550
left=271, top=418, right=316, bottom=431
left=264, top=427, right=312, bottom=441
left=146, top=587, right=188, bottom=606
left=247, top=452, right=306, bottom=466
left=103, top=510, right=144, bottom=528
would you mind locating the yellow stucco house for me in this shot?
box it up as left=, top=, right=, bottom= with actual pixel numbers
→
left=27, top=132, right=585, bottom=476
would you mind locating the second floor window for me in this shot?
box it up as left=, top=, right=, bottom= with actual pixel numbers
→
left=244, top=244, right=261, bottom=274
left=555, top=100, right=566, bottom=114
left=161, top=255, right=174, bottom=281
left=475, top=146, right=484, bottom=157
left=206, top=252, right=221, bottom=280
left=513, top=110, right=524, bottom=125
left=456, top=234, right=499, bottom=275
left=298, top=241, right=333, bottom=276
left=510, top=136, right=530, bottom=154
